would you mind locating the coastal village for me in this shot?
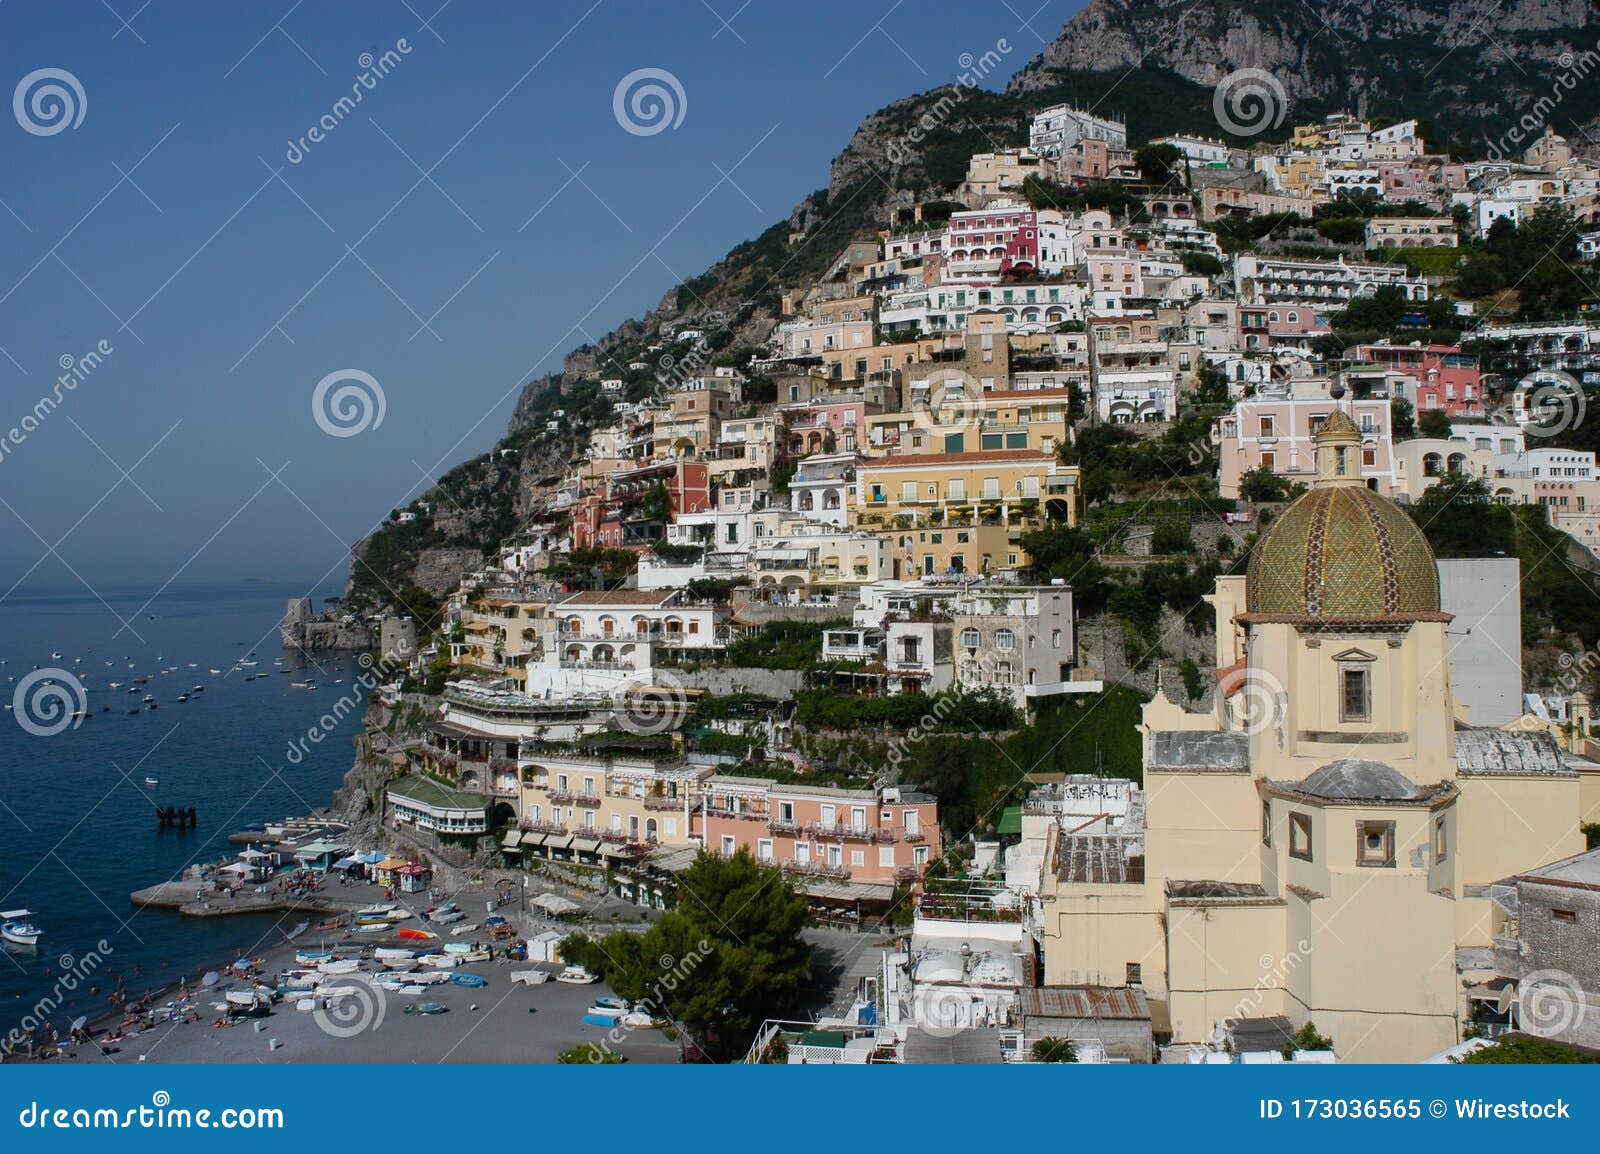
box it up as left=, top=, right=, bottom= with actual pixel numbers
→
left=18, top=101, right=1600, bottom=1067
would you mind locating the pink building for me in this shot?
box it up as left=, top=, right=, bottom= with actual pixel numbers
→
left=779, top=400, right=878, bottom=455
left=1346, top=343, right=1482, bottom=418
left=702, top=778, right=940, bottom=898
left=943, top=206, right=1040, bottom=279
left=1216, top=396, right=1396, bottom=498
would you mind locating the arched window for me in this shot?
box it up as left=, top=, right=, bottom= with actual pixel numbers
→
left=995, top=629, right=1016, bottom=651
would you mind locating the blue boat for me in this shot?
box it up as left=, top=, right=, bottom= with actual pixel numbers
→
left=449, top=973, right=486, bottom=988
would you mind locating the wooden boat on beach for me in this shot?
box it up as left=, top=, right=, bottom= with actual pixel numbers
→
left=294, top=949, right=331, bottom=966
left=317, top=958, right=360, bottom=975
left=373, top=947, right=415, bottom=961
left=396, top=927, right=436, bottom=941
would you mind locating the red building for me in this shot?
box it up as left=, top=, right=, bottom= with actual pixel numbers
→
left=1346, top=343, right=1482, bottom=418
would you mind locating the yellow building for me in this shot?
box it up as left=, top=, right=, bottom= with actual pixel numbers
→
left=1039, top=412, right=1585, bottom=1062
left=452, top=598, right=551, bottom=677
left=856, top=450, right=1078, bottom=525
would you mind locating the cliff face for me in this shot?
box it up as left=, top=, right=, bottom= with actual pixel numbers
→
left=1008, top=0, right=1600, bottom=146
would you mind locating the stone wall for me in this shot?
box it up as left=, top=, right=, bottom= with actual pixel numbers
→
left=677, top=667, right=807, bottom=698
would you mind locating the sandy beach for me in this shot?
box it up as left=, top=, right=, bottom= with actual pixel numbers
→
left=21, top=873, right=680, bottom=1065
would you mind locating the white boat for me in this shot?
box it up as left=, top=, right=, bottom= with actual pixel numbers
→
left=355, top=922, right=390, bottom=934
left=442, top=941, right=474, bottom=955
left=356, top=903, right=397, bottom=916
left=1, top=910, right=42, bottom=948
left=510, top=970, right=551, bottom=986
left=373, top=947, right=415, bottom=961
left=403, top=971, right=451, bottom=986
left=381, top=958, right=419, bottom=972
left=557, top=965, right=599, bottom=985
left=449, top=923, right=479, bottom=937
left=144, top=777, right=158, bottom=787
left=422, top=955, right=458, bottom=970
left=430, top=909, right=466, bottom=924
left=621, top=1010, right=664, bottom=1028
left=317, top=958, right=360, bottom=975
left=294, top=949, right=331, bottom=966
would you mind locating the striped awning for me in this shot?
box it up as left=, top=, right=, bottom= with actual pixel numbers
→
left=520, top=832, right=549, bottom=848
left=572, top=837, right=602, bottom=854
left=545, top=833, right=575, bottom=850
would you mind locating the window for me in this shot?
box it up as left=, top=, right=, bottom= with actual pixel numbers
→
left=960, top=628, right=981, bottom=650
left=995, top=629, right=1016, bottom=650
left=1357, top=821, right=1396, bottom=868
left=1551, top=908, right=1577, bottom=924
left=1289, top=812, right=1313, bottom=861
left=757, top=838, right=773, bottom=862
left=879, top=847, right=895, bottom=868
left=1125, top=962, right=1142, bottom=986
left=948, top=478, right=966, bottom=500
left=851, top=850, right=865, bottom=867
left=720, top=835, right=736, bottom=856
left=778, top=801, right=793, bottom=822
left=1262, top=800, right=1272, bottom=846
left=1260, top=451, right=1275, bottom=471
left=1341, top=667, right=1371, bottom=722
left=1433, top=815, right=1447, bottom=862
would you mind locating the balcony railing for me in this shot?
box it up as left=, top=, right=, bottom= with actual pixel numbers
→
left=767, top=819, right=802, bottom=835
left=808, top=822, right=874, bottom=842
left=643, top=796, right=680, bottom=811
left=519, top=820, right=569, bottom=835
left=782, top=860, right=851, bottom=880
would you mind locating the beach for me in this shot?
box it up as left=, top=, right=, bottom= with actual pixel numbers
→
left=16, top=873, right=681, bottom=1065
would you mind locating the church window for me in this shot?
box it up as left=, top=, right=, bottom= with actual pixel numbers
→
left=1340, top=667, right=1370, bottom=722
left=1357, top=821, right=1396, bottom=868
left=1289, top=812, right=1313, bottom=861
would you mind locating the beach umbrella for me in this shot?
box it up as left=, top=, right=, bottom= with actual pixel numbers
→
left=201, top=971, right=220, bottom=987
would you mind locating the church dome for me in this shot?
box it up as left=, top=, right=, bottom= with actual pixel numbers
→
left=1245, top=410, right=1441, bottom=621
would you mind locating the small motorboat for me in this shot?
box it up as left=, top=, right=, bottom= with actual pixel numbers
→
left=557, top=965, right=599, bottom=985
left=448, top=923, right=479, bottom=937
left=294, top=949, right=331, bottom=965
left=144, top=777, right=158, bottom=787
left=403, top=1001, right=448, bottom=1016
left=357, top=902, right=397, bottom=916
left=1, top=910, right=42, bottom=948
left=175, top=694, right=188, bottom=703
left=317, top=958, right=360, bottom=975
left=510, top=970, right=551, bottom=986
left=382, top=958, right=419, bottom=972
left=284, top=921, right=309, bottom=940
left=374, top=947, right=415, bottom=961
left=395, top=927, right=436, bottom=941
left=403, top=971, right=450, bottom=986
left=449, top=972, right=486, bottom=988
left=442, top=941, right=474, bottom=956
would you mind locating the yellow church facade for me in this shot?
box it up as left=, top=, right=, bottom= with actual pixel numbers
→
left=1039, top=411, right=1586, bottom=1062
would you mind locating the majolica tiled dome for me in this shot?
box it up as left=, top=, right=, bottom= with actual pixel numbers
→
left=1246, top=415, right=1441, bottom=621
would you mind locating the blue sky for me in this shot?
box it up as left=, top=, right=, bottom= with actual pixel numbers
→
left=0, top=0, right=1081, bottom=595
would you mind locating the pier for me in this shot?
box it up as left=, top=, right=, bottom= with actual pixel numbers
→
left=128, top=880, right=352, bottom=920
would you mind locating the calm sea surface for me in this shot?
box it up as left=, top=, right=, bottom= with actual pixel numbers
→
left=0, top=583, right=368, bottom=1030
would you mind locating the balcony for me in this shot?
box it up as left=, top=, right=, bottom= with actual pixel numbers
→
left=643, top=795, right=681, bottom=811
left=767, top=819, right=802, bottom=835
left=808, top=822, right=874, bottom=842
left=519, top=820, right=569, bottom=836
left=782, top=860, right=851, bottom=880
left=893, top=865, right=920, bottom=883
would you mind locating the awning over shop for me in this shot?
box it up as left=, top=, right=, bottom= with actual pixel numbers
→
left=521, top=832, right=549, bottom=848
left=572, top=837, right=602, bottom=854
left=500, top=830, right=523, bottom=849
left=545, top=833, right=574, bottom=851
